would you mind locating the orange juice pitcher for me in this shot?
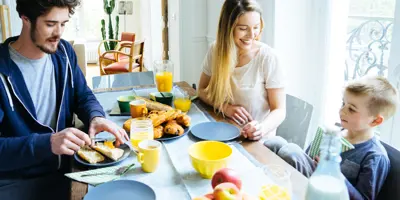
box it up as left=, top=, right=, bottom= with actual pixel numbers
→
left=154, top=60, right=174, bottom=92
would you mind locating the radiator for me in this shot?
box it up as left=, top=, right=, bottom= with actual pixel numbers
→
left=87, top=49, right=99, bottom=64
left=86, top=42, right=100, bottom=64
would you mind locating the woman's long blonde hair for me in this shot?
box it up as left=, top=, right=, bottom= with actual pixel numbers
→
left=204, top=0, right=264, bottom=112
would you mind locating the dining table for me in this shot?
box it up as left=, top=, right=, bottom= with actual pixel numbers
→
left=69, top=81, right=308, bottom=200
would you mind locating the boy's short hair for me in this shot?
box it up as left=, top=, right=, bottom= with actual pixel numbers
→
left=346, top=76, right=399, bottom=119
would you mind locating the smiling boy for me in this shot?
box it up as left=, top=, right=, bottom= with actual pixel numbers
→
left=265, top=76, right=399, bottom=199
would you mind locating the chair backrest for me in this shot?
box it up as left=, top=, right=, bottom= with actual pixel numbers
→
left=276, top=94, right=313, bottom=148
left=92, top=71, right=155, bottom=90
left=121, top=32, right=135, bottom=42
left=131, top=40, right=145, bottom=71
left=377, top=142, right=400, bottom=200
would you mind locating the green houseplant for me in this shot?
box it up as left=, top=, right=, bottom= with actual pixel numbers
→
left=101, top=0, right=120, bottom=51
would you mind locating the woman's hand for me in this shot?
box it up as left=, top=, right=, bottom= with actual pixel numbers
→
left=242, top=120, right=263, bottom=140
left=223, top=104, right=253, bottom=126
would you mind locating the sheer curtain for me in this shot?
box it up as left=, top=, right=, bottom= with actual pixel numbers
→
left=2, top=0, right=22, bottom=37
left=273, top=0, right=349, bottom=147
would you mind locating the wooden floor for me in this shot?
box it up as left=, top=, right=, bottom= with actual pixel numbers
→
left=85, top=63, right=147, bottom=89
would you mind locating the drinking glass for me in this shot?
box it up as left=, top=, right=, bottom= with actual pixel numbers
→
left=130, top=119, right=154, bottom=148
left=262, top=164, right=293, bottom=198
left=154, top=60, right=174, bottom=92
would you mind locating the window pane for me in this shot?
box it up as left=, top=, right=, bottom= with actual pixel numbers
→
left=345, top=0, right=396, bottom=81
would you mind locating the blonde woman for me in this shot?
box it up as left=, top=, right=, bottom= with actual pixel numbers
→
left=198, top=0, right=286, bottom=141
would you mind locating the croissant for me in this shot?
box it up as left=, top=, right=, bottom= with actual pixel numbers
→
left=164, top=120, right=184, bottom=136
left=147, top=112, right=167, bottom=127
left=153, top=125, right=164, bottom=139
left=176, top=113, right=191, bottom=127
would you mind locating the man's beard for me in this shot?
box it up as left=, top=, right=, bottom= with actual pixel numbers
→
left=30, top=23, right=60, bottom=54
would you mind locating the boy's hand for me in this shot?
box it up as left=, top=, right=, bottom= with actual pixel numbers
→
left=314, top=156, right=320, bottom=165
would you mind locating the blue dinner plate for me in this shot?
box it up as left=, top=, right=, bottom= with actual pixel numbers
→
left=74, top=144, right=131, bottom=167
left=83, top=180, right=156, bottom=200
left=190, top=122, right=240, bottom=141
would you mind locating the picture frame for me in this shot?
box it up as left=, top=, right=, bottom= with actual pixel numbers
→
left=118, top=1, right=126, bottom=15
left=0, top=5, right=12, bottom=42
left=126, top=1, right=133, bottom=15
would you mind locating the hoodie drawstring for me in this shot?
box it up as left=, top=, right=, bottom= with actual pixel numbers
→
left=0, top=73, right=14, bottom=111
left=60, top=44, right=74, bottom=88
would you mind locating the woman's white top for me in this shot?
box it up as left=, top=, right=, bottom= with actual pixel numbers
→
left=202, top=42, right=285, bottom=122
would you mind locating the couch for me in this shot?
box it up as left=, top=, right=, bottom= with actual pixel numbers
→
left=68, top=40, right=87, bottom=76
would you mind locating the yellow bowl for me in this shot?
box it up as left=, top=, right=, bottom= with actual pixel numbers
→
left=188, top=141, right=232, bottom=179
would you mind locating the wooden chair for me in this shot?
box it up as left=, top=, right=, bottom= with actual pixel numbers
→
left=98, top=32, right=145, bottom=75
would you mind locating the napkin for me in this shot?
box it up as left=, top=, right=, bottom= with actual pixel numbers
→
left=308, top=127, right=355, bottom=159
left=65, top=163, right=135, bottom=186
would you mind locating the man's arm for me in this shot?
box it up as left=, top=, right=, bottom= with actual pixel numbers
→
left=345, top=154, right=390, bottom=200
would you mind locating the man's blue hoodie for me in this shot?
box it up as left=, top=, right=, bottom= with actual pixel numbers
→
left=0, top=37, right=105, bottom=178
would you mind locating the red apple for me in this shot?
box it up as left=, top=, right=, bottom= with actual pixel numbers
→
left=213, top=182, right=242, bottom=200
left=192, top=193, right=214, bottom=200
left=211, top=168, right=242, bottom=190
left=204, top=193, right=215, bottom=199
left=192, top=196, right=212, bottom=200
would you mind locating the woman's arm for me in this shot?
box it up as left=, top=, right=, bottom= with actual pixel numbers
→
left=243, top=88, right=286, bottom=140
left=198, top=72, right=214, bottom=106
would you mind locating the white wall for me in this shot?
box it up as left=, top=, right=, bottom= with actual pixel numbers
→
left=168, top=0, right=181, bottom=81
left=117, top=0, right=162, bottom=71
left=176, top=0, right=208, bottom=85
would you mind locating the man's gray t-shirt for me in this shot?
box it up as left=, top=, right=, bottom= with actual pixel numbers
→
left=9, top=44, right=57, bottom=130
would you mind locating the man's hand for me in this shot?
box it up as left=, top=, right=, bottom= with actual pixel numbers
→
left=50, top=128, right=91, bottom=155
left=88, top=117, right=129, bottom=146
left=223, top=104, right=253, bottom=126
left=242, top=121, right=263, bottom=141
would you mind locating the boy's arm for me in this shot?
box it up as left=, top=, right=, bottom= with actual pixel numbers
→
left=345, top=154, right=390, bottom=200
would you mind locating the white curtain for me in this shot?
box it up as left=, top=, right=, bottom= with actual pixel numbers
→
left=3, top=0, right=22, bottom=37
left=381, top=0, right=400, bottom=149
left=273, top=0, right=349, bottom=147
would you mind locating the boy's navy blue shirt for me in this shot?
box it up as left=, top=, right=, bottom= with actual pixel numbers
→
left=340, top=136, right=390, bottom=200
left=0, top=37, right=105, bottom=178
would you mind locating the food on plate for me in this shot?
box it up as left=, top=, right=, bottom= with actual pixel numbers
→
left=153, top=125, right=164, bottom=139
left=213, top=182, right=242, bottom=200
left=165, top=109, right=181, bottom=121
left=77, top=146, right=105, bottom=164
left=92, top=142, right=124, bottom=161
left=211, top=168, right=242, bottom=190
left=176, top=113, right=191, bottom=127
left=135, top=96, right=173, bottom=111
left=122, top=109, right=191, bottom=139
left=259, top=184, right=291, bottom=200
left=164, top=120, right=185, bottom=136
left=147, top=111, right=167, bottom=127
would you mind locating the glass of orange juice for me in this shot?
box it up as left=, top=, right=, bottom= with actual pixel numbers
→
left=154, top=60, right=173, bottom=92
left=174, top=91, right=191, bottom=112
left=130, top=119, right=154, bottom=148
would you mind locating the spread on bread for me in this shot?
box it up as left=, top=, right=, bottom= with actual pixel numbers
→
left=77, top=146, right=105, bottom=164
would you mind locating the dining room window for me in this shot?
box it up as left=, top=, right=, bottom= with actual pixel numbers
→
left=62, top=0, right=106, bottom=41
left=327, top=0, right=400, bottom=148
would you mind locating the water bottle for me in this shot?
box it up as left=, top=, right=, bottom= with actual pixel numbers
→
left=305, top=125, right=349, bottom=200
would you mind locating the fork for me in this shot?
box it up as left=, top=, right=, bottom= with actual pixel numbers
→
left=80, top=163, right=135, bottom=177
